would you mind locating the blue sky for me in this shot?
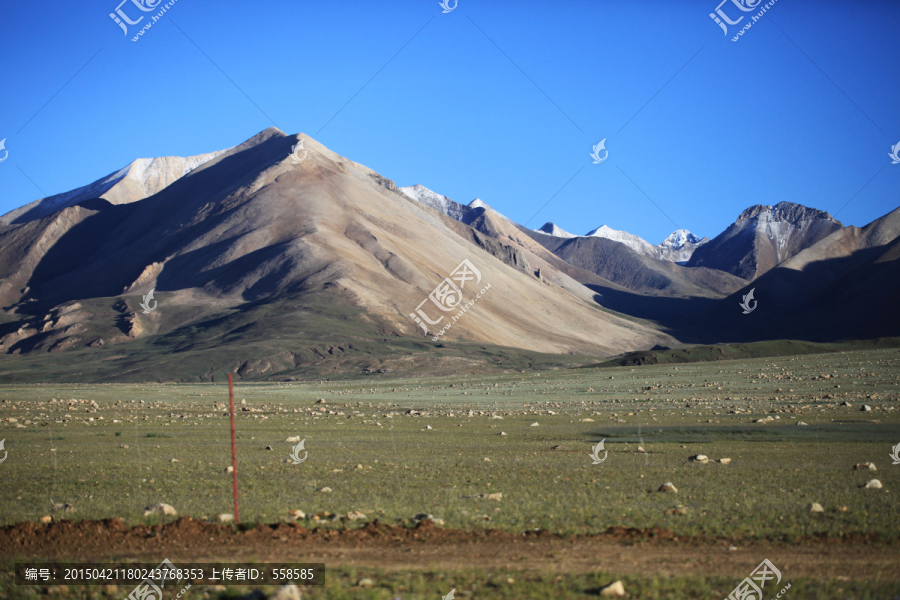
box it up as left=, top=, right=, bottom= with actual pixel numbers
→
left=0, top=0, right=897, bottom=244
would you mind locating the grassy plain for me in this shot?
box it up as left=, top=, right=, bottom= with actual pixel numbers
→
left=0, top=347, right=898, bottom=598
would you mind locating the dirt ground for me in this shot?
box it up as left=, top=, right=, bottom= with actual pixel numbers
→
left=2, top=518, right=897, bottom=583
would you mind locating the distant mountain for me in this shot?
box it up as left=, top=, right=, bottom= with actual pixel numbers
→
left=659, top=229, right=709, bottom=263
left=585, top=225, right=708, bottom=263
left=0, top=130, right=673, bottom=381
left=397, top=184, right=511, bottom=225
left=534, top=222, right=576, bottom=238
left=734, top=206, right=900, bottom=340
left=524, top=229, right=746, bottom=298
left=687, top=202, right=842, bottom=280
left=0, top=148, right=231, bottom=225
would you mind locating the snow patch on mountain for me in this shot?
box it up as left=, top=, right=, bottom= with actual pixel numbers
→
left=534, top=222, right=577, bottom=238
left=1, top=147, right=232, bottom=225
left=399, top=184, right=470, bottom=222
left=399, top=185, right=513, bottom=224
left=584, top=225, right=707, bottom=263
left=585, top=225, right=659, bottom=256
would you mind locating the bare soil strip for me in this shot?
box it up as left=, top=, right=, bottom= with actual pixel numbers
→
left=2, top=519, right=897, bottom=581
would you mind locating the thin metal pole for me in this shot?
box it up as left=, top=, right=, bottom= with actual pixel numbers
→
left=228, top=373, right=239, bottom=524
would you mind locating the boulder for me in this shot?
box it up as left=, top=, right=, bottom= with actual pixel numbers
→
left=599, top=580, right=626, bottom=596
left=143, top=503, right=177, bottom=517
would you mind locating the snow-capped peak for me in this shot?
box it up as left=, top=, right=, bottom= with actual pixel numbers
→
left=660, top=229, right=705, bottom=250
left=585, top=225, right=658, bottom=255
left=534, top=222, right=577, bottom=238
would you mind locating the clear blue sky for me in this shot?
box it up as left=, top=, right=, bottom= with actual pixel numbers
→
left=0, top=0, right=897, bottom=244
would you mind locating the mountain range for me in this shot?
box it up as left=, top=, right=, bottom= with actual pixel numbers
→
left=0, top=128, right=896, bottom=382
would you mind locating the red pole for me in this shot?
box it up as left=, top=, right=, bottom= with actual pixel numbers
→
left=228, top=373, right=239, bottom=524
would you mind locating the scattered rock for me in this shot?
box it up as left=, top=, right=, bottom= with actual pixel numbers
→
left=865, top=479, right=882, bottom=489
left=39, top=515, right=52, bottom=524
left=119, top=444, right=129, bottom=449
left=143, top=503, right=177, bottom=517
left=551, top=445, right=566, bottom=451
left=487, top=492, right=503, bottom=501
left=797, top=421, right=808, bottom=426
left=718, top=458, right=732, bottom=464
left=269, top=584, right=303, bottom=600
left=483, top=457, right=491, bottom=462
left=840, top=401, right=851, bottom=406
left=288, top=510, right=305, bottom=520
left=317, top=487, right=332, bottom=493
left=346, top=510, right=367, bottom=521
left=530, top=422, right=539, bottom=427
left=217, top=513, right=234, bottom=523
left=657, top=482, right=678, bottom=493
left=689, top=454, right=709, bottom=464
left=413, top=513, right=434, bottom=521
left=664, top=507, right=688, bottom=515
left=599, top=580, right=626, bottom=596
left=810, top=502, right=824, bottom=513
left=226, top=466, right=234, bottom=473
left=169, top=458, right=179, bottom=463
left=356, top=578, right=374, bottom=588
left=637, top=445, right=645, bottom=452
left=315, top=399, right=325, bottom=404
left=240, top=399, right=247, bottom=405
left=500, top=432, right=507, bottom=436
left=426, top=425, right=433, bottom=430
left=853, top=462, right=877, bottom=471
left=285, top=436, right=301, bottom=443
left=861, top=405, right=872, bottom=412
left=580, top=418, right=595, bottom=422
left=51, top=503, right=74, bottom=512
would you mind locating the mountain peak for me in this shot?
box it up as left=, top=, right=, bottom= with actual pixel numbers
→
left=736, top=202, right=838, bottom=226
left=661, top=229, right=707, bottom=249
left=534, top=222, right=576, bottom=238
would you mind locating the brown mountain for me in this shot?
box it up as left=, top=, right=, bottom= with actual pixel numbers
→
left=0, top=129, right=673, bottom=381
left=686, top=202, right=843, bottom=280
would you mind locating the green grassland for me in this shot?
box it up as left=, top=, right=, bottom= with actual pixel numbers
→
left=0, top=347, right=898, bottom=598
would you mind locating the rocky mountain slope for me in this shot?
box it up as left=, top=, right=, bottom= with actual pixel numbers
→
left=687, top=202, right=843, bottom=280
